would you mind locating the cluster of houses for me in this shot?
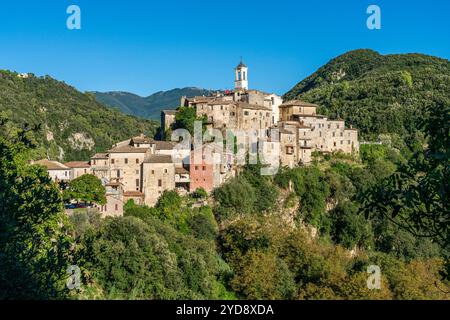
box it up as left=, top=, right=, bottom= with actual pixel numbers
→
left=35, top=61, right=359, bottom=217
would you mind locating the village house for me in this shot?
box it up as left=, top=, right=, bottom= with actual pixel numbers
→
left=141, top=154, right=176, bottom=206
left=162, top=60, right=282, bottom=134
left=276, top=100, right=359, bottom=167
left=94, top=182, right=124, bottom=217
left=33, top=159, right=71, bottom=182
left=64, top=161, right=91, bottom=180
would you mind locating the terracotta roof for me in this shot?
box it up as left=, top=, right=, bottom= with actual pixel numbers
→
left=279, top=128, right=294, bottom=134
left=155, top=141, right=176, bottom=150
left=64, top=161, right=90, bottom=168
left=279, top=100, right=319, bottom=108
left=123, top=191, right=144, bottom=197
left=92, top=153, right=109, bottom=159
left=144, top=154, right=173, bottom=164
left=108, top=146, right=149, bottom=153
left=175, top=167, right=189, bottom=175
left=34, top=159, right=69, bottom=170
left=131, top=136, right=154, bottom=144
left=237, top=102, right=271, bottom=111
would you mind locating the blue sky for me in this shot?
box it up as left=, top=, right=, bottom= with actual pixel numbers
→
left=0, top=0, right=448, bottom=96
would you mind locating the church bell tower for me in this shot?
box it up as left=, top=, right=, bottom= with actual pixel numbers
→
left=234, top=59, right=248, bottom=91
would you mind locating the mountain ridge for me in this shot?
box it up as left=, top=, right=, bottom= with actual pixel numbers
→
left=284, top=49, right=450, bottom=140
left=94, top=87, right=219, bottom=120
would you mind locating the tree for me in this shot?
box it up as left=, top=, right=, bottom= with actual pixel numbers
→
left=213, top=177, right=256, bottom=220
left=364, top=97, right=450, bottom=247
left=174, top=106, right=207, bottom=135
left=64, top=174, right=106, bottom=205
left=0, top=121, right=73, bottom=299
left=330, top=201, right=373, bottom=250
left=192, top=187, right=208, bottom=200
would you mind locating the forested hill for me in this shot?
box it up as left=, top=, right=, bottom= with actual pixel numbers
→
left=94, top=87, right=217, bottom=120
left=284, top=49, right=450, bottom=140
left=0, top=70, right=159, bottom=161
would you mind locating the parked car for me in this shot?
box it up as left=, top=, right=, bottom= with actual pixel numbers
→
left=75, top=203, right=87, bottom=209
left=65, top=204, right=76, bottom=209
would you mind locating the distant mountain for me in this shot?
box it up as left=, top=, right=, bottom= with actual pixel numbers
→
left=94, top=87, right=218, bottom=120
left=0, top=71, right=159, bottom=162
left=284, top=49, right=450, bottom=140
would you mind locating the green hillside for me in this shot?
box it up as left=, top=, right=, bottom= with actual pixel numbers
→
left=284, top=49, right=450, bottom=141
left=94, top=87, right=217, bottom=120
left=0, top=71, right=159, bottom=161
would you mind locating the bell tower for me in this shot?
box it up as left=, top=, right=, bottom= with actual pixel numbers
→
left=234, top=59, right=248, bottom=91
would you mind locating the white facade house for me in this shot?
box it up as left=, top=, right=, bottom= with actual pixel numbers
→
left=33, top=159, right=71, bottom=182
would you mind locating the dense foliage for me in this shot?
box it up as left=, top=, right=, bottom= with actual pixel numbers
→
left=0, top=122, right=73, bottom=299
left=0, top=70, right=158, bottom=161
left=64, top=174, right=107, bottom=205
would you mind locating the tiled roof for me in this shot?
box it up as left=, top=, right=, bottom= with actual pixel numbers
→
left=108, top=146, right=149, bottom=153
left=279, top=100, right=319, bottom=108
left=34, top=159, right=69, bottom=170
left=155, top=141, right=176, bottom=150
left=124, top=191, right=144, bottom=197
left=92, top=153, right=109, bottom=159
left=144, top=154, right=173, bottom=164
left=131, top=136, right=154, bottom=144
left=175, top=167, right=189, bottom=175
left=64, top=161, right=90, bottom=168
left=237, top=102, right=271, bottom=111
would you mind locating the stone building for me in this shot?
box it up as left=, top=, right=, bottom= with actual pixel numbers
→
left=179, top=60, right=282, bottom=132
left=276, top=100, right=359, bottom=167
left=33, top=159, right=71, bottom=182
left=95, top=182, right=124, bottom=217
left=107, top=144, right=150, bottom=193
left=141, top=154, right=176, bottom=206
left=64, top=161, right=91, bottom=180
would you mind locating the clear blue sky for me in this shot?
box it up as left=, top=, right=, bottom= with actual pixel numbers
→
left=0, top=0, right=448, bottom=96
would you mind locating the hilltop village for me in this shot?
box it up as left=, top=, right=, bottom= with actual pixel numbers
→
left=35, top=61, right=359, bottom=216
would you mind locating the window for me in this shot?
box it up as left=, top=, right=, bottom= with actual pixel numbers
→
left=135, top=170, right=139, bottom=174
left=136, top=159, right=139, bottom=164
left=151, top=170, right=155, bottom=174
left=93, top=160, right=96, bottom=165
left=348, top=140, right=351, bottom=144
left=202, top=166, right=206, bottom=171
left=164, top=169, right=168, bottom=173
left=111, top=159, right=115, bottom=164
left=84, top=169, right=87, bottom=174
left=136, top=179, right=140, bottom=187
left=125, top=158, right=128, bottom=164
left=117, top=170, right=120, bottom=178
left=337, top=124, right=340, bottom=129
left=137, top=143, right=140, bottom=147
left=328, top=124, right=331, bottom=129
left=158, top=179, right=162, bottom=187
left=341, top=141, right=343, bottom=145
left=195, top=166, right=199, bottom=170
left=340, top=132, right=343, bottom=137
left=115, top=204, right=118, bottom=211
left=332, top=132, right=335, bottom=137
left=244, top=111, right=249, bottom=116
left=333, top=142, right=337, bottom=147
